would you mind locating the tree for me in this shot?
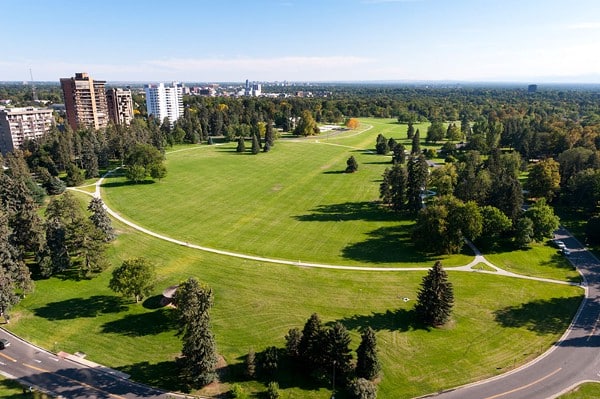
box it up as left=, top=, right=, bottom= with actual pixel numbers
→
left=414, top=261, right=454, bottom=326
left=346, top=156, right=358, bottom=173
left=251, top=134, right=261, bottom=154
left=514, top=216, right=534, bottom=248
left=426, top=121, right=445, bottom=143
left=348, top=378, right=377, bottom=399
left=380, top=164, right=407, bottom=211
left=346, top=118, right=360, bottom=129
left=236, top=137, right=246, bottom=153
left=87, top=197, right=115, bottom=242
left=407, top=154, right=429, bottom=213
left=126, top=164, right=147, bottom=183
left=125, top=143, right=165, bottom=183
left=294, top=110, right=319, bottom=136
left=259, top=346, right=279, bottom=378
left=325, top=322, right=353, bottom=384
left=406, top=122, right=415, bottom=139
left=175, top=277, right=218, bottom=388
left=65, top=162, right=85, bottom=186
left=412, top=204, right=448, bottom=254
left=356, top=327, right=381, bottom=381
left=265, top=120, right=275, bottom=147
left=391, top=142, right=406, bottom=164
left=525, top=198, right=560, bottom=242
left=446, top=123, right=462, bottom=141
left=109, top=258, right=156, bottom=302
left=245, top=349, right=256, bottom=379
left=375, top=134, right=389, bottom=155
left=411, top=129, right=421, bottom=154
left=150, top=162, right=167, bottom=181
left=479, top=206, right=512, bottom=242
left=285, top=327, right=303, bottom=359
left=299, top=313, right=325, bottom=368
left=266, top=381, right=281, bottom=399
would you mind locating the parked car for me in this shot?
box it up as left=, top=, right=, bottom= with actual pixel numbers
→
left=562, top=248, right=571, bottom=256
left=0, top=339, right=10, bottom=349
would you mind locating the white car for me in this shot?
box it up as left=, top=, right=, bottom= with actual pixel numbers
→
left=554, top=240, right=566, bottom=250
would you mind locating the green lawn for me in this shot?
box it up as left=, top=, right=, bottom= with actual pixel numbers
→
left=100, top=119, right=469, bottom=269
left=559, top=383, right=600, bottom=399
left=4, top=118, right=586, bottom=398
left=7, top=215, right=583, bottom=398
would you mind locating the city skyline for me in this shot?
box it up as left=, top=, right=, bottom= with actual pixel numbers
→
left=2, top=0, right=600, bottom=83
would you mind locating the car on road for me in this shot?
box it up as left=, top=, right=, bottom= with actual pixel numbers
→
left=554, top=240, right=567, bottom=249
left=562, top=248, right=571, bottom=256
left=0, top=338, right=10, bottom=349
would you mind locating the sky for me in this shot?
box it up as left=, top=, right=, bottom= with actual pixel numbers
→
left=2, top=0, right=600, bottom=83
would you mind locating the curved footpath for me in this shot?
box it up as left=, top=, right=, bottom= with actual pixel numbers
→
left=11, top=137, right=593, bottom=398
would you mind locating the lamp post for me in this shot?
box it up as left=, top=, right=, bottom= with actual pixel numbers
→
left=331, top=360, right=336, bottom=399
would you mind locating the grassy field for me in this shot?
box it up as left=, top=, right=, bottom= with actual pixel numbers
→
left=7, top=214, right=583, bottom=398
left=4, top=119, right=586, bottom=398
left=559, top=383, right=600, bottom=399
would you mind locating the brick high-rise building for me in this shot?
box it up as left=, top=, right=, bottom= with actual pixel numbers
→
left=60, top=72, right=109, bottom=131
left=0, top=106, right=54, bottom=155
left=106, top=88, right=134, bottom=126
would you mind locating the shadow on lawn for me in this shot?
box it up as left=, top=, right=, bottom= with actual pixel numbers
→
left=494, top=295, right=583, bottom=335
left=33, top=296, right=128, bottom=320
left=101, top=308, right=176, bottom=336
left=117, top=360, right=181, bottom=392
left=101, top=180, right=155, bottom=189
left=342, top=225, right=442, bottom=264
left=332, top=308, right=428, bottom=333
left=294, top=201, right=395, bottom=223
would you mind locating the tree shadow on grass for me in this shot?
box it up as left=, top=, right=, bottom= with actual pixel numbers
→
left=117, top=360, right=181, bottom=392
left=342, top=225, right=443, bottom=264
left=101, top=180, right=155, bottom=189
left=101, top=308, right=176, bottom=336
left=142, top=295, right=165, bottom=310
left=494, top=296, right=583, bottom=335
left=331, top=308, right=429, bottom=333
left=33, top=296, right=128, bottom=320
left=294, top=201, right=396, bottom=223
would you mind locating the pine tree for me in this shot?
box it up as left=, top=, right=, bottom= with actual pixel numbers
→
left=175, top=278, right=218, bottom=388
left=236, top=137, right=246, bottom=153
left=325, top=322, right=353, bottom=384
left=392, top=143, right=406, bottom=164
left=299, top=313, right=325, bottom=368
left=379, top=164, right=408, bottom=211
left=245, top=349, right=256, bottom=378
left=285, top=327, right=302, bottom=359
left=407, top=154, right=429, bottom=213
left=407, top=122, right=415, bottom=140
left=88, top=197, right=115, bottom=242
left=265, top=120, right=275, bottom=147
left=251, top=133, right=261, bottom=154
left=356, top=327, right=381, bottom=380
left=346, top=156, right=358, bottom=173
left=414, top=261, right=454, bottom=326
left=411, top=129, right=421, bottom=154
left=375, top=134, right=389, bottom=155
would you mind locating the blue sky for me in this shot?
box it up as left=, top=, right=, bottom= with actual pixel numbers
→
left=2, top=0, right=600, bottom=83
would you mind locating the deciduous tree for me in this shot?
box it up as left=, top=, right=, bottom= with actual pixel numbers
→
left=109, top=258, right=156, bottom=302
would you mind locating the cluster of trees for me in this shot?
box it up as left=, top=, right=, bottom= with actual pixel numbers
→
left=0, top=154, right=115, bottom=318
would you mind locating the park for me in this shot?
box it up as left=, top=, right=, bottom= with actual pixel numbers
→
left=4, top=118, right=586, bottom=398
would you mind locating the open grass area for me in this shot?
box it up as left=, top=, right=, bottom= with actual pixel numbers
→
left=7, top=213, right=583, bottom=398
left=4, top=118, right=586, bottom=398
left=100, top=119, right=470, bottom=269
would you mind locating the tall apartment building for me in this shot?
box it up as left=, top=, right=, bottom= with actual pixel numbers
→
left=106, top=88, right=134, bottom=126
left=60, top=72, right=109, bottom=131
left=144, top=82, right=184, bottom=125
left=0, top=106, right=54, bottom=155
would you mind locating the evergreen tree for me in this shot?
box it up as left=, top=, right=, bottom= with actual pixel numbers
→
left=175, top=277, right=218, bottom=388
left=299, top=313, right=325, bottom=368
left=44, top=218, right=71, bottom=274
left=380, top=164, right=408, bottom=211
left=391, top=143, right=406, bottom=164
left=514, top=216, right=534, bottom=248
left=414, top=261, right=454, bottom=326
left=406, top=122, right=415, bottom=140
left=259, top=346, right=279, bottom=378
left=79, top=224, right=110, bottom=277
left=356, top=327, right=381, bottom=381
left=325, top=322, right=353, bottom=384
left=285, top=327, right=303, bottom=359
left=265, top=120, right=275, bottom=147
left=88, top=197, right=115, bottom=242
left=407, top=154, right=429, bottom=213
left=237, top=137, right=246, bottom=153
left=375, top=134, right=389, bottom=155
left=346, top=156, right=358, bottom=173
left=245, top=349, right=256, bottom=378
left=251, top=133, right=260, bottom=154
left=411, top=129, right=421, bottom=154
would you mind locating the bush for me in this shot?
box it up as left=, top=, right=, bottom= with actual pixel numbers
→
left=266, top=381, right=280, bottom=399
left=230, top=383, right=248, bottom=399
left=348, top=378, right=377, bottom=399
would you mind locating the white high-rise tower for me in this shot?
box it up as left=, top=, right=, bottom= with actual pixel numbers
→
left=144, top=82, right=183, bottom=125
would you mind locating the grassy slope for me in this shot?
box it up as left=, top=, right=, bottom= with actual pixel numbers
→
left=4, top=119, right=585, bottom=398
left=559, top=383, right=600, bottom=399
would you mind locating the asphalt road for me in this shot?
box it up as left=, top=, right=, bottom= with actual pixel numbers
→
left=0, top=329, right=167, bottom=399
left=427, top=228, right=600, bottom=399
